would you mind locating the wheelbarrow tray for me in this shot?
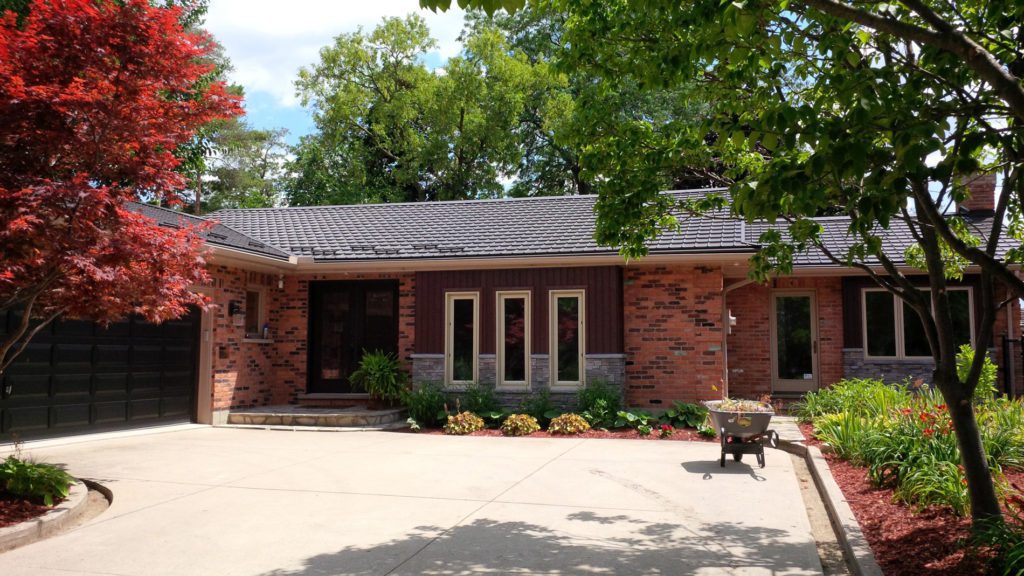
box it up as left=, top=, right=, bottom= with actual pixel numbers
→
left=704, top=401, right=774, bottom=440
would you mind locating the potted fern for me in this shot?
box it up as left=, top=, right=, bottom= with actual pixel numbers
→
left=349, top=350, right=407, bottom=408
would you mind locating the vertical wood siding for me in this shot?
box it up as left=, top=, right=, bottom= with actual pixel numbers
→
left=415, top=266, right=623, bottom=354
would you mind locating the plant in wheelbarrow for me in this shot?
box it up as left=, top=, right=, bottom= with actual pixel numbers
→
left=704, top=396, right=779, bottom=468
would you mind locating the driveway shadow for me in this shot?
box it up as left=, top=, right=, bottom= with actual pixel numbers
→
left=680, top=459, right=768, bottom=481
left=255, top=513, right=820, bottom=576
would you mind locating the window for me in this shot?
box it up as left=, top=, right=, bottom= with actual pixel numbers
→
left=862, top=288, right=973, bottom=359
left=497, top=291, right=531, bottom=390
left=549, top=290, right=585, bottom=389
left=445, top=292, right=479, bottom=387
left=244, top=289, right=265, bottom=339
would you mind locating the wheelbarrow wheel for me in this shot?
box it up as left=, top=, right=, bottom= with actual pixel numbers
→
left=733, top=453, right=743, bottom=462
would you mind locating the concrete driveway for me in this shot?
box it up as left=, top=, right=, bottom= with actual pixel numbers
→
left=0, top=426, right=822, bottom=575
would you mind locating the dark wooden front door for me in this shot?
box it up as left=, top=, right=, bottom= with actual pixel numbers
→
left=308, top=281, right=399, bottom=393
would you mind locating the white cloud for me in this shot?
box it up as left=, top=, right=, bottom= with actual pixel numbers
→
left=205, top=0, right=467, bottom=107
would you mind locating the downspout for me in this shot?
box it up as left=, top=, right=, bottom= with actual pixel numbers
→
left=722, top=278, right=754, bottom=399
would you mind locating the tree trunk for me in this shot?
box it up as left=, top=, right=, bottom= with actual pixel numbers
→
left=939, top=377, right=1003, bottom=524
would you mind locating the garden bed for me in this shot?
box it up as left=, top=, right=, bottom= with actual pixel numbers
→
left=409, top=426, right=716, bottom=442
left=0, top=492, right=62, bottom=528
left=801, top=420, right=1024, bottom=575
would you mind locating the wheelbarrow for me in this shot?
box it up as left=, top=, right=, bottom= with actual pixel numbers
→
left=704, top=401, right=780, bottom=468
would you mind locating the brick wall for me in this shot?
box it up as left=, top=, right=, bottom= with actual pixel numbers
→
left=726, top=277, right=844, bottom=399
left=205, top=265, right=279, bottom=412
left=623, top=265, right=724, bottom=407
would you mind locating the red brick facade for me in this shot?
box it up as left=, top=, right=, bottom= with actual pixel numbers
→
left=726, top=277, right=844, bottom=399
left=623, top=265, right=725, bottom=407
left=204, top=267, right=414, bottom=414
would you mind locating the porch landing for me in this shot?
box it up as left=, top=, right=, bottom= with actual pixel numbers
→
left=225, top=405, right=406, bottom=429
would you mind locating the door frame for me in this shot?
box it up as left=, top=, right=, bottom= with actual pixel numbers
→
left=194, top=287, right=214, bottom=425
left=769, top=290, right=819, bottom=394
left=307, top=280, right=400, bottom=394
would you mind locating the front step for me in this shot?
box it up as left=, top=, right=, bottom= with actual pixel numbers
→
left=226, top=405, right=405, bottom=428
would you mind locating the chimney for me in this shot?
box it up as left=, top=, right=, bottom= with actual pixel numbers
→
left=958, top=172, right=997, bottom=215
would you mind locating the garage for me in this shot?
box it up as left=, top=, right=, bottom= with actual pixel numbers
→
left=0, top=309, right=200, bottom=438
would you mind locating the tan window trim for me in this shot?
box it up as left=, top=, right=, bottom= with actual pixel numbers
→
left=445, top=291, right=479, bottom=389
left=496, top=290, right=531, bottom=391
left=549, top=289, right=586, bottom=391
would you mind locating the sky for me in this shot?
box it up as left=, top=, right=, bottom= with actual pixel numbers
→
left=204, top=1, right=467, bottom=146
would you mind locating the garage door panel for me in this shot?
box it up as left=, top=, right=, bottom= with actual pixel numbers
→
left=52, top=403, right=91, bottom=429
left=6, top=373, right=50, bottom=398
left=130, top=398, right=162, bottom=420
left=95, top=344, right=131, bottom=366
left=54, top=344, right=93, bottom=367
left=162, top=396, right=191, bottom=418
left=4, top=406, right=50, bottom=433
left=52, top=374, right=92, bottom=396
left=13, top=342, right=52, bottom=365
left=131, top=345, right=163, bottom=366
left=94, top=401, right=127, bottom=424
left=95, top=320, right=130, bottom=338
left=165, top=345, right=196, bottom=366
left=132, top=372, right=162, bottom=392
left=131, top=321, right=164, bottom=339
left=95, top=373, right=129, bottom=394
left=52, top=318, right=95, bottom=338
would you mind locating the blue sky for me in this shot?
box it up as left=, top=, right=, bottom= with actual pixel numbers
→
left=204, top=1, right=466, bottom=146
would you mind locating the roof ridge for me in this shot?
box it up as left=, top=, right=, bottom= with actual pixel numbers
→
left=213, top=187, right=731, bottom=214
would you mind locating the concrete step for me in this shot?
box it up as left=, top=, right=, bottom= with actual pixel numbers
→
left=226, top=405, right=405, bottom=428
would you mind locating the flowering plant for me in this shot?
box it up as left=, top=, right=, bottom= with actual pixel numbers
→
left=658, top=424, right=674, bottom=439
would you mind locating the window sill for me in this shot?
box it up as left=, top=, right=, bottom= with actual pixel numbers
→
left=242, top=338, right=275, bottom=344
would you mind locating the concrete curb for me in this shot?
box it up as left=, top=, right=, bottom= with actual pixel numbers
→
left=0, top=480, right=90, bottom=553
left=777, top=439, right=883, bottom=576
left=215, top=422, right=409, bottom=433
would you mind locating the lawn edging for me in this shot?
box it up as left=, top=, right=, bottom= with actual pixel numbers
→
left=0, top=480, right=90, bottom=553
left=777, top=438, right=883, bottom=576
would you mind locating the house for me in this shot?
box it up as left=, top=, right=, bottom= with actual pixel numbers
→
left=1, top=179, right=1020, bottom=436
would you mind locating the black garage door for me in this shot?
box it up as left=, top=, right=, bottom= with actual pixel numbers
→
left=0, top=309, right=200, bottom=438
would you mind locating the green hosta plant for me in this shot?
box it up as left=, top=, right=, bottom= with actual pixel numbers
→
left=0, top=456, right=75, bottom=507
left=662, top=401, right=708, bottom=429
left=614, top=409, right=655, bottom=430
left=500, top=414, right=541, bottom=437
left=349, top=350, right=407, bottom=405
left=443, top=411, right=485, bottom=435
left=518, top=389, right=560, bottom=427
left=548, top=413, right=591, bottom=435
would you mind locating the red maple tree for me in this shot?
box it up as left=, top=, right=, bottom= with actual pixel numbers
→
left=0, top=0, right=242, bottom=376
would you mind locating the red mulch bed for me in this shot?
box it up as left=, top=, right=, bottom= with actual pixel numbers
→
left=799, top=423, right=1023, bottom=575
left=409, top=426, right=716, bottom=442
left=0, top=492, right=58, bottom=528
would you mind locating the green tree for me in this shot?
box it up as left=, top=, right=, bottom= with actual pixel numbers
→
left=203, top=121, right=289, bottom=211
left=424, top=0, right=1024, bottom=526
left=292, top=14, right=559, bottom=204
left=462, top=6, right=722, bottom=197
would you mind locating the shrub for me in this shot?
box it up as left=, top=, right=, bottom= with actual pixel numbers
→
left=402, top=382, right=447, bottom=428
left=519, top=389, right=559, bottom=427
left=657, top=424, right=674, bottom=438
left=548, top=413, right=591, bottom=435
left=451, top=384, right=506, bottom=427
left=501, top=414, right=541, bottom=436
left=576, top=380, right=621, bottom=417
left=661, top=401, right=708, bottom=429
left=581, top=398, right=615, bottom=430
left=443, top=411, right=485, bottom=435
left=0, top=456, right=75, bottom=506
left=349, top=350, right=407, bottom=404
left=957, top=343, right=999, bottom=402
left=973, top=495, right=1024, bottom=576
left=794, top=377, right=910, bottom=422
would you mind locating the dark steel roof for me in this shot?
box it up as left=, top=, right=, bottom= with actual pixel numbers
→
left=128, top=202, right=291, bottom=261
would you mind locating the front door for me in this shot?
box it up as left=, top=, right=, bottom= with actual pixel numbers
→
left=308, top=281, right=399, bottom=393
left=771, top=291, right=819, bottom=394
